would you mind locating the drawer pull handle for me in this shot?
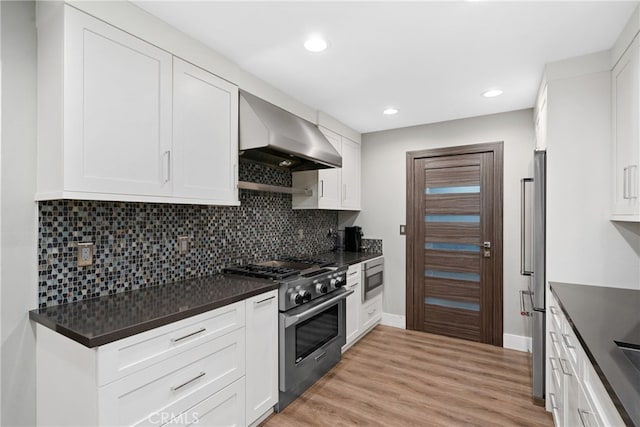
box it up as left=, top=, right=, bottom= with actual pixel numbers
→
left=368, top=308, right=376, bottom=315
left=549, top=331, right=559, bottom=343
left=549, top=392, right=558, bottom=410
left=171, top=371, right=206, bottom=392
left=562, top=334, right=575, bottom=349
left=578, top=409, right=594, bottom=427
left=172, top=328, right=206, bottom=343
left=549, top=357, right=558, bottom=371
left=348, top=271, right=359, bottom=276
left=559, top=358, right=572, bottom=376
left=255, top=295, right=276, bottom=305
left=315, top=351, right=327, bottom=362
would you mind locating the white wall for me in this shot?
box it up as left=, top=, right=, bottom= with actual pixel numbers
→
left=342, top=109, right=535, bottom=338
left=546, top=71, right=640, bottom=289
left=0, top=1, right=38, bottom=425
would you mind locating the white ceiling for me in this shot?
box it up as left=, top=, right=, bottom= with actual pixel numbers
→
left=134, top=1, right=636, bottom=133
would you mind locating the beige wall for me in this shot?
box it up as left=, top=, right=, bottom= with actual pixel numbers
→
left=341, top=109, right=536, bottom=338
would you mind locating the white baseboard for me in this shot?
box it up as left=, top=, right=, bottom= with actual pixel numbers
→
left=503, top=333, right=532, bottom=353
left=381, top=313, right=406, bottom=329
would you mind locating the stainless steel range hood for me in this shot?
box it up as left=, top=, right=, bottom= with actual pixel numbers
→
left=239, top=90, right=342, bottom=171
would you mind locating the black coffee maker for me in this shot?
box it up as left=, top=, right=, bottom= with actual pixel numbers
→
left=344, top=226, right=363, bottom=252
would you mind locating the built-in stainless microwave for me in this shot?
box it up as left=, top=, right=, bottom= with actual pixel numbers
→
left=362, top=257, right=384, bottom=302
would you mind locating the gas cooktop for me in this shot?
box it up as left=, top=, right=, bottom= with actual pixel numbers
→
left=223, top=256, right=335, bottom=280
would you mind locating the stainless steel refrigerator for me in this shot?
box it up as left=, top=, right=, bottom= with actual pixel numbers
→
left=520, top=149, right=546, bottom=405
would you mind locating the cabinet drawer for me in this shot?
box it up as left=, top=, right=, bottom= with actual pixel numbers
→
left=581, top=352, right=626, bottom=427
left=347, top=263, right=362, bottom=283
left=360, top=293, right=382, bottom=332
left=162, top=378, right=245, bottom=427
left=549, top=390, right=563, bottom=427
left=98, top=302, right=245, bottom=386
left=100, top=328, right=245, bottom=427
left=561, top=317, right=580, bottom=374
left=548, top=301, right=563, bottom=335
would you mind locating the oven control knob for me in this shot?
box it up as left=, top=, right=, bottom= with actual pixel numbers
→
left=301, top=291, right=312, bottom=302
left=290, top=292, right=304, bottom=305
left=334, top=277, right=345, bottom=288
left=316, top=283, right=329, bottom=294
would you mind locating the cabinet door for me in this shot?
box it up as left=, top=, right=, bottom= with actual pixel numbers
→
left=360, top=293, right=383, bottom=333
left=344, top=268, right=362, bottom=348
left=173, top=58, right=239, bottom=203
left=612, top=37, right=640, bottom=218
left=341, top=137, right=361, bottom=210
left=65, top=8, right=172, bottom=196
left=245, top=290, right=278, bottom=425
left=318, top=127, right=342, bottom=209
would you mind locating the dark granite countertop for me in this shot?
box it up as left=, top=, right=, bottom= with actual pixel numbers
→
left=550, top=282, right=640, bottom=427
left=29, top=275, right=278, bottom=348
left=314, top=250, right=383, bottom=267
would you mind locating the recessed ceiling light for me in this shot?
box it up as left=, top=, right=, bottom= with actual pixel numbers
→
left=482, top=89, right=503, bottom=98
left=383, top=108, right=399, bottom=115
left=304, top=37, right=328, bottom=53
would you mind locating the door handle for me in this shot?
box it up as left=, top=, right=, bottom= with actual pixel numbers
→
left=623, top=167, right=629, bottom=200
left=520, top=178, right=534, bottom=276
left=483, top=241, right=491, bottom=258
left=163, top=150, right=171, bottom=183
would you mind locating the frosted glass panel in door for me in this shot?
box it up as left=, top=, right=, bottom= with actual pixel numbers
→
left=65, top=8, right=173, bottom=196
left=173, top=58, right=239, bottom=203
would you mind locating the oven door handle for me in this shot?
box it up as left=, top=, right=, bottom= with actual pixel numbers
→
left=284, top=289, right=353, bottom=328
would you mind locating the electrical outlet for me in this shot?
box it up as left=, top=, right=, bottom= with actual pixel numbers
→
left=77, top=242, right=94, bottom=267
left=177, top=236, right=189, bottom=254
left=400, top=225, right=406, bottom=235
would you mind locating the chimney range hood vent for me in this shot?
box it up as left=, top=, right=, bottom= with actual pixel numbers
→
left=239, top=90, right=342, bottom=171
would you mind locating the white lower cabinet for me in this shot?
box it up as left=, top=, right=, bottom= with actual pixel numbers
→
left=360, top=293, right=383, bottom=333
left=344, top=264, right=362, bottom=350
left=342, top=258, right=384, bottom=352
left=547, top=293, right=625, bottom=427
left=36, top=293, right=278, bottom=427
left=245, top=290, right=278, bottom=425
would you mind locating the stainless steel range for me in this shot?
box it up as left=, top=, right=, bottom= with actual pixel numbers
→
left=224, top=257, right=351, bottom=412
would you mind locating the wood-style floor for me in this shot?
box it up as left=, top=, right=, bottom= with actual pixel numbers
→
left=261, top=326, right=553, bottom=427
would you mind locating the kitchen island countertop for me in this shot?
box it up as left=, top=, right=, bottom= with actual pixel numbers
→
left=550, top=282, right=640, bottom=427
left=29, top=274, right=278, bottom=348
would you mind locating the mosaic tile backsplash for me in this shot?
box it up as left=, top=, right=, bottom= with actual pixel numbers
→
left=362, top=239, right=383, bottom=254
left=38, top=162, right=338, bottom=308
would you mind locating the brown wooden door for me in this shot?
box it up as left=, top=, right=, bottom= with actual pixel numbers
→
left=406, top=143, right=503, bottom=346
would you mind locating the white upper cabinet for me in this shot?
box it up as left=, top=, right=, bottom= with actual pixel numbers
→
left=341, top=137, right=361, bottom=209
left=292, top=126, right=361, bottom=211
left=173, top=58, right=238, bottom=202
left=318, top=127, right=343, bottom=209
left=611, top=35, right=640, bottom=221
left=36, top=5, right=239, bottom=205
left=64, top=7, right=173, bottom=197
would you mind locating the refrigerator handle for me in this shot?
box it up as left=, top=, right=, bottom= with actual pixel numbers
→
left=521, top=178, right=534, bottom=276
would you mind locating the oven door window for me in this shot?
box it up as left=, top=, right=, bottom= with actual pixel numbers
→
left=295, top=304, right=339, bottom=362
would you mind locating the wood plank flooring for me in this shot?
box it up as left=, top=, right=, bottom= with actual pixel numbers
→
left=261, top=326, right=553, bottom=427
